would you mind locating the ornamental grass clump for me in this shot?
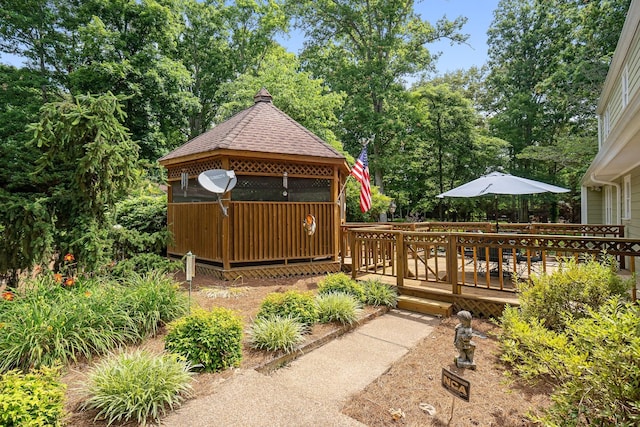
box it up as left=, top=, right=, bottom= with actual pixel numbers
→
left=317, top=272, right=366, bottom=303
left=256, top=290, right=319, bottom=328
left=0, top=366, right=66, bottom=427
left=120, top=270, right=188, bottom=337
left=164, top=307, right=243, bottom=372
left=0, top=275, right=138, bottom=371
left=316, top=292, right=363, bottom=325
left=0, top=270, right=186, bottom=372
left=81, top=350, right=193, bottom=426
left=361, top=278, right=398, bottom=307
left=248, top=316, right=306, bottom=354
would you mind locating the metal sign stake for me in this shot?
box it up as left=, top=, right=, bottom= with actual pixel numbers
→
left=186, top=251, right=195, bottom=314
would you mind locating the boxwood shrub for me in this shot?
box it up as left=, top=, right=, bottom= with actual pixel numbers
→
left=0, top=367, right=66, bottom=427
left=317, top=272, right=366, bottom=302
left=165, top=307, right=243, bottom=372
left=256, top=290, right=319, bottom=327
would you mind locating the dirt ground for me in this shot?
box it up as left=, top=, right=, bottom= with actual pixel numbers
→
left=61, top=273, right=551, bottom=426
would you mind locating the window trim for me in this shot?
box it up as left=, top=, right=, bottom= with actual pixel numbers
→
left=623, top=174, right=631, bottom=220
left=622, top=64, right=629, bottom=107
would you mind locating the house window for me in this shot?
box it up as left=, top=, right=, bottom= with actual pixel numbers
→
left=622, top=65, right=629, bottom=107
left=604, top=186, right=613, bottom=224
left=623, top=174, right=631, bottom=219
left=602, top=107, right=611, bottom=140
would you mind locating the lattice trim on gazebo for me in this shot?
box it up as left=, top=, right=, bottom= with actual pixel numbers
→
left=230, top=159, right=333, bottom=177
left=167, top=159, right=223, bottom=179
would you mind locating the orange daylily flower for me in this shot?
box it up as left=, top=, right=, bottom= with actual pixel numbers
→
left=64, top=277, right=75, bottom=287
left=84, top=291, right=92, bottom=297
left=64, top=253, right=75, bottom=262
left=54, top=273, right=63, bottom=283
left=2, top=291, right=14, bottom=301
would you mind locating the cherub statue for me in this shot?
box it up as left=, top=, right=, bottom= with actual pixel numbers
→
left=454, top=310, right=476, bottom=370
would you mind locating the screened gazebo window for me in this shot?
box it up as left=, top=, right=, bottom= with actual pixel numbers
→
left=232, top=176, right=331, bottom=202
left=170, top=178, right=218, bottom=203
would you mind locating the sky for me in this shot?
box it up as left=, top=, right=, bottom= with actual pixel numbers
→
left=1, top=0, right=500, bottom=75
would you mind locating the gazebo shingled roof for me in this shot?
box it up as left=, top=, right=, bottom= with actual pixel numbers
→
left=159, top=88, right=345, bottom=163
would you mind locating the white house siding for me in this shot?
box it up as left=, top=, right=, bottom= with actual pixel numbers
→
left=626, top=166, right=640, bottom=238
left=585, top=188, right=604, bottom=224
left=582, top=0, right=640, bottom=224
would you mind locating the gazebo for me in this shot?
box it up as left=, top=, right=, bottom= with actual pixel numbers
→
left=159, top=88, right=350, bottom=279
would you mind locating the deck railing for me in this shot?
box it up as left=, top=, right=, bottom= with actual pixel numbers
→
left=346, top=225, right=638, bottom=301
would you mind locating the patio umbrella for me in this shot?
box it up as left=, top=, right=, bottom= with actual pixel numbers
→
left=436, top=172, right=569, bottom=230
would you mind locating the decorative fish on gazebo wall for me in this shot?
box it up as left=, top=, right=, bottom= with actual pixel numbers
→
left=303, top=214, right=317, bottom=236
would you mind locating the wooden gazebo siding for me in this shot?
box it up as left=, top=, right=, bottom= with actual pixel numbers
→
left=167, top=203, right=223, bottom=262
left=230, top=202, right=335, bottom=262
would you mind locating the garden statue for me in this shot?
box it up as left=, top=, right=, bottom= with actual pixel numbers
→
left=453, top=310, right=476, bottom=370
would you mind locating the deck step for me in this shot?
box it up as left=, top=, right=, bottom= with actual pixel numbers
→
left=397, top=295, right=453, bottom=318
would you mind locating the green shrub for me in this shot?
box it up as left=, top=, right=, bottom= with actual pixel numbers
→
left=499, top=255, right=640, bottom=426
left=317, top=272, right=366, bottom=302
left=248, top=316, right=306, bottom=354
left=113, top=194, right=167, bottom=235
left=110, top=253, right=181, bottom=277
left=121, top=270, right=189, bottom=337
left=516, top=256, right=633, bottom=331
left=256, top=290, right=319, bottom=327
left=0, top=366, right=66, bottom=427
left=316, top=292, right=363, bottom=325
left=81, top=350, right=193, bottom=426
left=533, top=299, right=640, bottom=426
left=498, top=306, right=577, bottom=382
left=361, top=278, right=398, bottom=307
left=165, top=307, right=243, bottom=372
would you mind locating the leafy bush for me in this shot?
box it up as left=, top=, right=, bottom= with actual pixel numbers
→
left=516, top=256, right=633, bottom=330
left=316, top=292, right=363, bottom=325
left=113, top=194, right=167, bottom=235
left=499, top=255, right=640, bottom=426
left=317, top=272, right=366, bottom=302
left=0, top=366, right=66, bottom=427
left=110, top=253, right=181, bottom=278
left=498, top=306, right=576, bottom=382
left=361, top=278, right=398, bottom=307
left=108, top=192, right=174, bottom=271
left=165, top=307, right=243, bottom=372
left=81, top=350, right=193, bottom=426
left=535, top=299, right=640, bottom=426
left=247, top=316, right=306, bottom=354
left=256, top=290, right=319, bottom=327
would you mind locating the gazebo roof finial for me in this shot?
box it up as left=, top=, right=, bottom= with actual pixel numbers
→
left=254, top=87, right=273, bottom=103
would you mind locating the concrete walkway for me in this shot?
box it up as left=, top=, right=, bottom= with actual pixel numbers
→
left=161, top=310, right=439, bottom=427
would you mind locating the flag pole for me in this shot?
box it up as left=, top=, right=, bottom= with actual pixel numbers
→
left=337, top=138, right=370, bottom=204
left=336, top=175, right=352, bottom=204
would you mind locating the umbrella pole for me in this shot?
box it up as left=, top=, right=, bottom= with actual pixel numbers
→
left=495, top=195, right=499, bottom=233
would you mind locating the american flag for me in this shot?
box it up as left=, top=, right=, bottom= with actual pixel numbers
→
left=351, top=147, right=372, bottom=213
